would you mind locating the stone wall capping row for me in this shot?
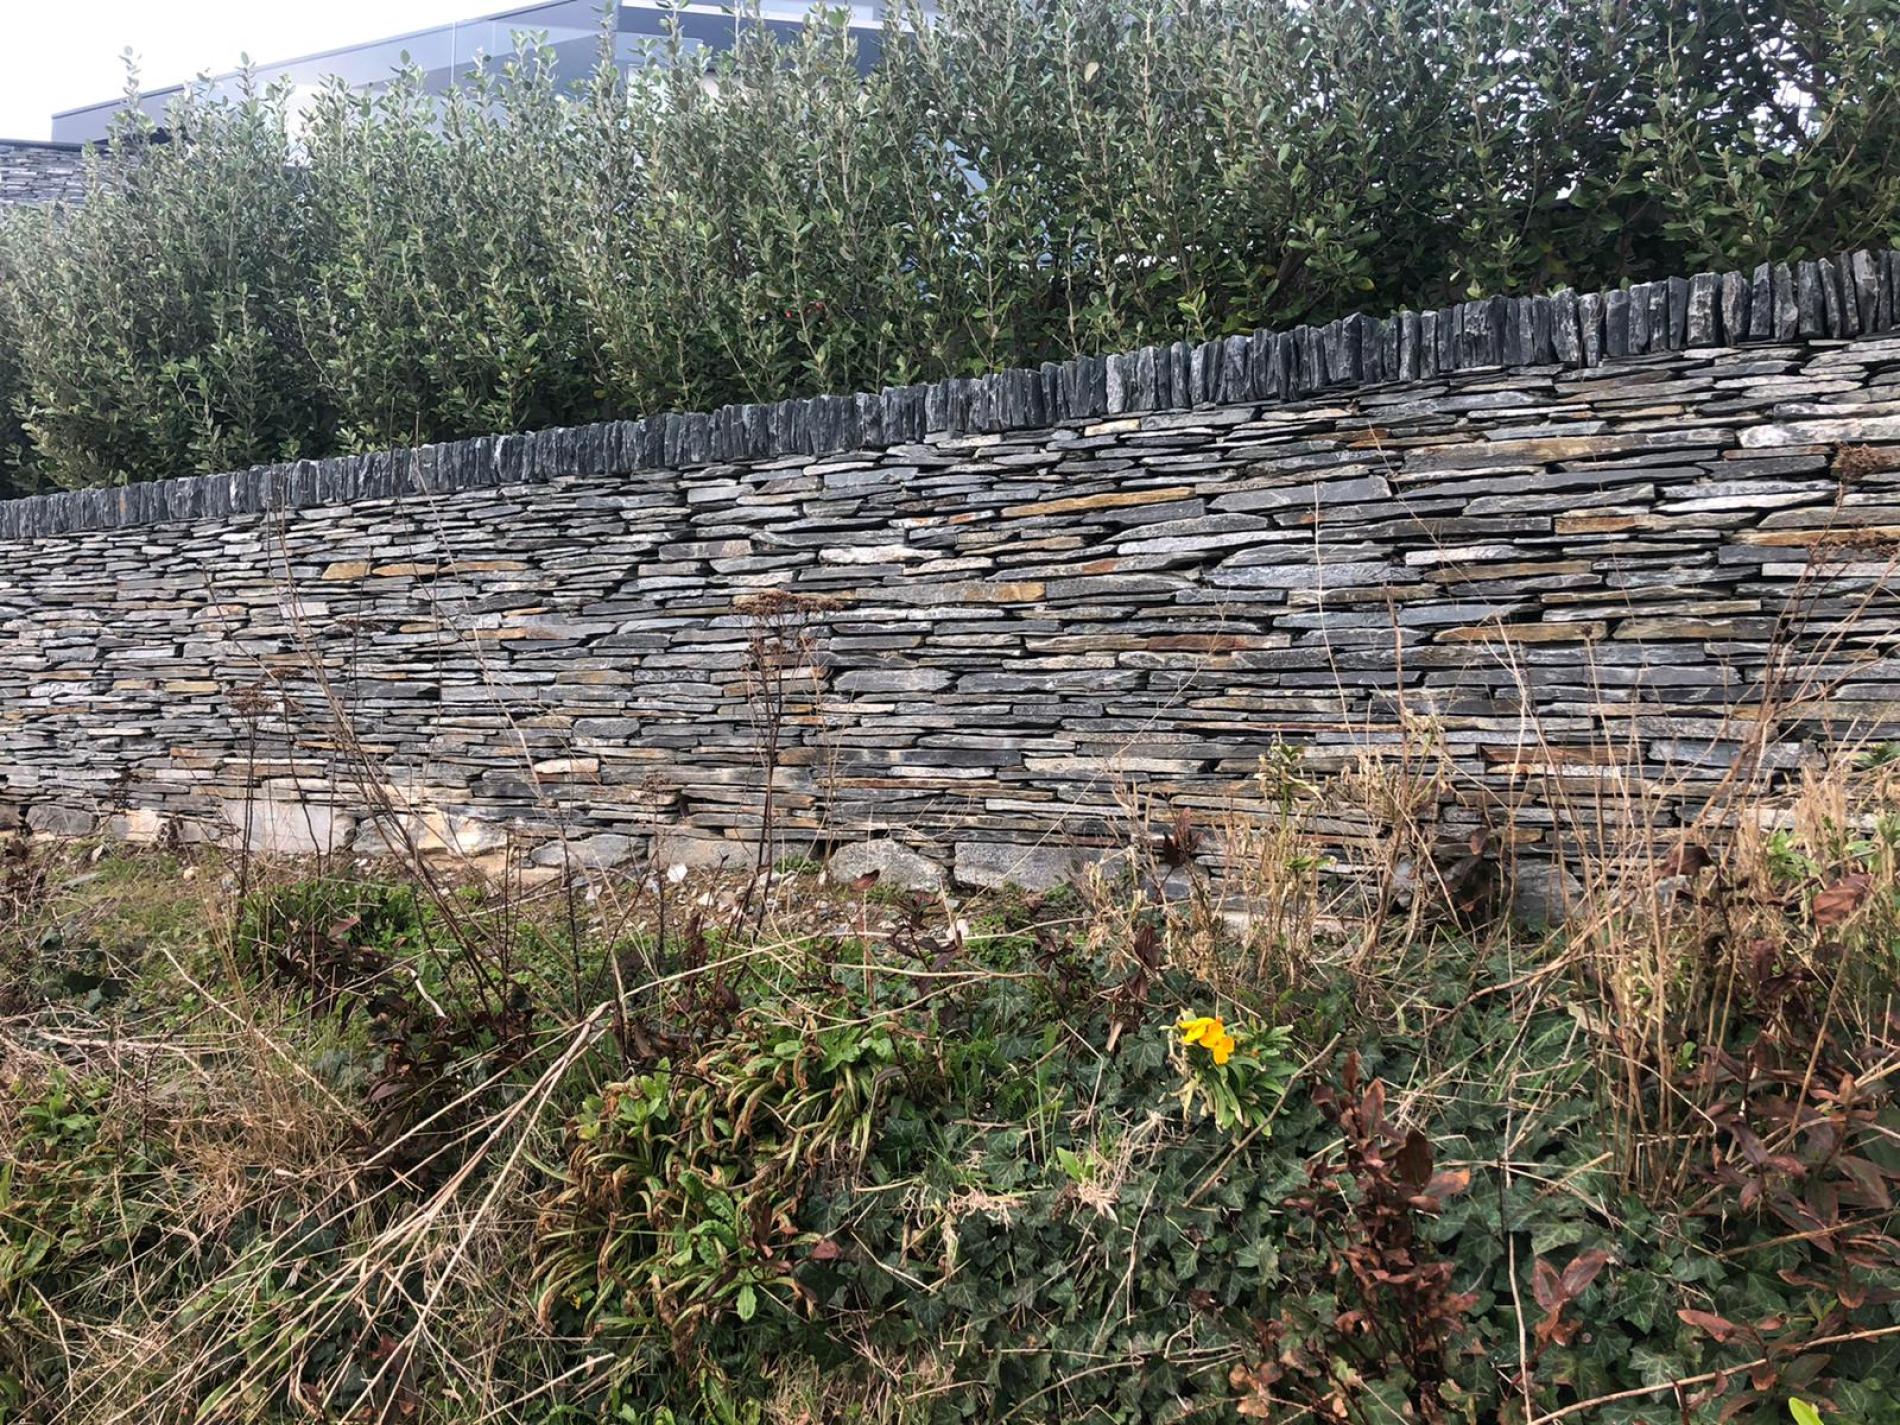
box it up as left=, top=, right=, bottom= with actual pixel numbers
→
left=5, top=247, right=1900, bottom=543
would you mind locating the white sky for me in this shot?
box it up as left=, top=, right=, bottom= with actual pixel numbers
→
left=0, top=1, right=492, bottom=139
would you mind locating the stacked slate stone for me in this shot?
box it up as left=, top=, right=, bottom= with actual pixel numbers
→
left=0, top=141, right=89, bottom=209
left=4, top=252, right=1900, bottom=889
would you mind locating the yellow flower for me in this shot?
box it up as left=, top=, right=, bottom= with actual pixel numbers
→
left=1178, top=1014, right=1236, bottom=1065
left=1178, top=1015, right=1218, bottom=1045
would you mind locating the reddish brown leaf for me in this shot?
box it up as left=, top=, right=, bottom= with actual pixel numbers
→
left=1813, top=872, right=1871, bottom=927
left=1679, top=1308, right=1741, bottom=1343
left=1425, top=1167, right=1472, bottom=1201
left=1838, top=1156, right=1893, bottom=1210
left=1395, top=1128, right=1433, bottom=1189
left=1560, top=1248, right=1610, bottom=1299
left=1531, top=1259, right=1563, bottom=1314
left=1362, top=1079, right=1386, bottom=1136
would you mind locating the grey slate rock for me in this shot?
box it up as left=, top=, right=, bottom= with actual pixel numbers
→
left=1796, top=262, right=1825, bottom=337
left=829, top=839, right=945, bottom=891
left=1627, top=283, right=1650, bottom=354
left=1578, top=291, right=1605, bottom=366
left=1749, top=263, right=1773, bottom=340
left=1850, top=250, right=1881, bottom=332
left=1687, top=272, right=1719, bottom=347
left=1773, top=262, right=1799, bottom=340
left=1604, top=287, right=1630, bottom=358
left=1549, top=293, right=1581, bottom=365
left=1667, top=275, right=1692, bottom=348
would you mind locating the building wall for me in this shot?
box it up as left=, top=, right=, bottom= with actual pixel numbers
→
left=3, top=257, right=1900, bottom=886
left=0, top=141, right=89, bottom=208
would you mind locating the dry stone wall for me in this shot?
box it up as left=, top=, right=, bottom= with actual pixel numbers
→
left=0, top=141, right=89, bottom=208
left=5, top=255, right=1900, bottom=889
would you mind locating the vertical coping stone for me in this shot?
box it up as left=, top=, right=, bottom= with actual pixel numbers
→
left=1643, top=283, right=1670, bottom=351
left=1079, top=358, right=1110, bottom=419
left=1354, top=312, right=1382, bottom=382
left=827, top=394, right=858, bottom=452
left=1332, top=317, right=1363, bottom=384
left=1104, top=351, right=1130, bottom=414
left=1772, top=262, right=1799, bottom=340
left=1849, top=250, right=1880, bottom=332
left=1530, top=295, right=1555, bottom=363
left=1837, top=258, right=1863, bottom=338
left=1131, top=345, right=1160, bottom=410
left=1339, top=317, right=1364, bottom=385
left=1015, top=366, right=1047, bottom=427
left=1604, top=288, right=1631, bottom=358
left=1718, top=271, right=1749, bottom=345
left=1368, top=312, right=1390, bottom=379
left=735, top=402, right=762, bottom=459
left=705, top=405, right=731, bottom=462
left=1627, top=283, right=1652, bottom=354
left=940, top=374, right=968, bottom=429
left=1245, top=329, right=1278, bottom=401
left=764, top=398, right=793, bottom=453
left=1041, top=362, right=1071, bottom=423
left=1397, top=311, right=1422, bottom=380
left=1418, top=309, right=1441, bottom=377
left=1289, top=325, right=1317, bottom=394
left=1550, top=290, right=1581, bottom=365
left=1795, top=261, right=1825, bottom=337
left=682, top=411, right=711, bottom=466
left=952, top=380, right=980, bottom=435
left=1188, top=340, right=1215, bottom=406
left=1498, top=300, right=1524, bottom=367
left=1039, top=364, right=1064, bottom=424
left=968, top=375, right=998, bottom=433
left=1458, top=299, right=1487, bottom=367
left=609, top=420, right=640, bottom=471
left=1056, top=360, right=1085, bottom=419
left=1820, top=258, right=1850, bottom=338
left=1218, top=333, right=1251, bottom=405
left=1169, top=340, right=1191, bottom=408
left=1578, top=291, right=1605, bottom=366
left=1666, top=275, right=1692, bottom=348
left=1748, top=263, right=1773, bottom=341
left=875, top=388, right=907, bottom=445
left=1687, top=273, right=1719, bottom=347
left=1484, top=295, right=1509, bottom=365
left=1272, top=330, right=1298, bottom=397
left=1317, top=321, right=1343, bottom=387
left=1223, top=332, right=1254, bottom=404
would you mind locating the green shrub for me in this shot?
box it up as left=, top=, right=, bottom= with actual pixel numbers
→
left=1, top=0, right=1899, bottom=489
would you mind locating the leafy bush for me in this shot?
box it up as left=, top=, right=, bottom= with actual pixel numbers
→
left=4, top=0, right=1900, bottom=488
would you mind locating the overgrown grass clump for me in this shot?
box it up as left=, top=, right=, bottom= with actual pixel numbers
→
left=4, top=0, right=1900, bottom=492
left=5, top=754, right=1900, bottom=1424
